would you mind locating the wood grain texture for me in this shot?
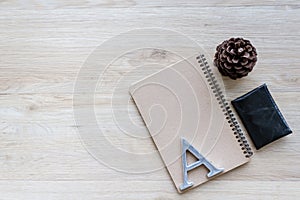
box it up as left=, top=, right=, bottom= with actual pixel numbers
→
left=0, top=0, right=299, bottom=199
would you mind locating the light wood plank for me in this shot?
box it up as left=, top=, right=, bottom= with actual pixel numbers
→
left=0, top=0, right=299, bottom=9
left=0, top=180, right=298, bottom=200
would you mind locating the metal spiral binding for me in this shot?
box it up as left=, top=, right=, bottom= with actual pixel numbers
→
left=196, top=54, right=253, bottom=158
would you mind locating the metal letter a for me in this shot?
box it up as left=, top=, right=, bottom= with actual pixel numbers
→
left=179, top=138, right=224, bottom=191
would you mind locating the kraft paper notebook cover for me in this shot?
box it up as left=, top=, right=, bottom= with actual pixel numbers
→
left=129, top=54, right=253, bottom=193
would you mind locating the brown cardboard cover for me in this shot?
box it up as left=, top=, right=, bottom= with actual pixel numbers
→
left=129, top=54, right=249, bottom=193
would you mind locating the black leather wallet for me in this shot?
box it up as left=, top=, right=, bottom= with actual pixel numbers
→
left=231, top=84, right=292, bottom=150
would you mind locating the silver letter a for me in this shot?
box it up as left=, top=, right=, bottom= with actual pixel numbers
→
left=179, top=138, right=224, bottom=191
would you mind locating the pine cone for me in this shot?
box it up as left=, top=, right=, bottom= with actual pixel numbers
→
left=214, top=38, right=257, bottom=79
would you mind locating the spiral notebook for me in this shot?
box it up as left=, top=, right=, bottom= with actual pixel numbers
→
left=129, top=54, right=253, bottom=193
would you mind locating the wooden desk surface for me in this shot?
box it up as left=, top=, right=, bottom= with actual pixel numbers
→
left=0, top=1, right=299, bottom=199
